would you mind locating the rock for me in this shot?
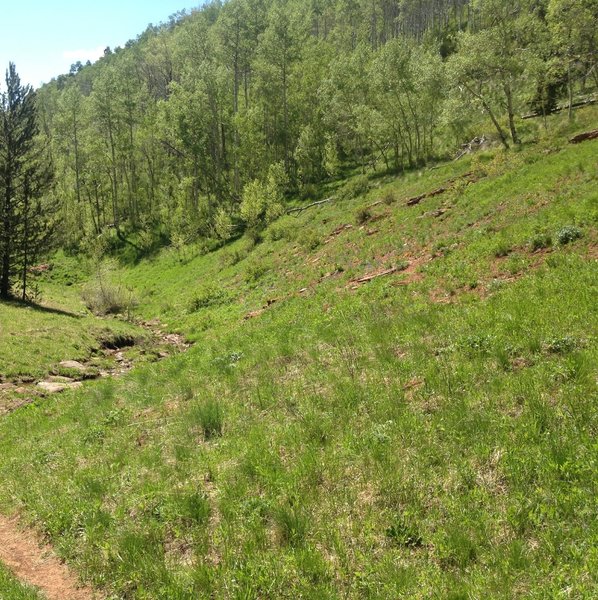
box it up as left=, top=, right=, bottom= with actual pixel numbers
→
left=37, top=381, right=83, bottom=394
left=59, top=360, right=87, bottom=371
left=47, top=375, right=75, bottom=383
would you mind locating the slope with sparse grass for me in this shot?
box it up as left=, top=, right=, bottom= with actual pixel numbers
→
left=0, top=109, right=596, bottom=598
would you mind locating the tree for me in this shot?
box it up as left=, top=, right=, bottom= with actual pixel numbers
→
left=547, top=0, right=598, bottom=119
left=0, top=63, right=54, bottom=299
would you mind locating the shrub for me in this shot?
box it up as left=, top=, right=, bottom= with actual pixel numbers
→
left=220, top=246, right=249, bottom=268
left=240, top=162, right=287, bottom=233
left=339, top=174, right=369, bottom=200
left=297, top=230, right=321, bottom=251
left=213, top=207, right=235, bottom=242
left=82, top=280, right=135, bottom=316
left=492, top=241, right=512, bottom=258
left=188, top=284, right=228, bottom=313
left=245, top=261, right=269, bottom=282
left=529, top=232, right=552, bottom=251
left=266, top=219, right=298, bottom=242
left=382, top=191, right=396, bottom=205
left=556, top=225, right=582, bottom=246
left=354, top=206, right=372, bottom=225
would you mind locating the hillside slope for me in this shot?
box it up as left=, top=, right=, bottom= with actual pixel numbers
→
left=0, top=111, right=597, bottom=598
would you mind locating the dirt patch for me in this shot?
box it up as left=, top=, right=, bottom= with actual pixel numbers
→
left=0, top=515, right=99, bottom=599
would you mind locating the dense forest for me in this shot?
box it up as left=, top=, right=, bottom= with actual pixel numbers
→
left=3, top=0, right=598, bottom=287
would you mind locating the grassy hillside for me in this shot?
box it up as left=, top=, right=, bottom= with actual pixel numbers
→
left=0, top=110, right=596, bottom=598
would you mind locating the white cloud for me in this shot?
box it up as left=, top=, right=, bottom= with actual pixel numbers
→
left=62, top=46, right=105, bottom=63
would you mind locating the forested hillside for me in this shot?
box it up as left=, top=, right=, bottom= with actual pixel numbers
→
left=33, top=0, right=597, bottom=259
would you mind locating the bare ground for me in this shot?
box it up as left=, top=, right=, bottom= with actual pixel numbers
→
left=0, top=515, right=99, bottom=599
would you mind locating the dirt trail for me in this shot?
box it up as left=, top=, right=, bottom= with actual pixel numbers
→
left=0, top=515, right=98, bottom=599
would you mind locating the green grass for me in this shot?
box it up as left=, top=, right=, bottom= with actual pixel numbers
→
left=0, top=300, right=144, bottom=380
left=0, top=564, right=42, bottom=599
left=0, top=108, right=596, bottom=598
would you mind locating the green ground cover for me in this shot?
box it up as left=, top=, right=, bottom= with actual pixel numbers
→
left=0, top=564, right=41, bottom=600
left=0, top=109, right=596, bottom=598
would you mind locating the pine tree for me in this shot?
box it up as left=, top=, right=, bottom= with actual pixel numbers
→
left=0, top=63, right=54, bottom=300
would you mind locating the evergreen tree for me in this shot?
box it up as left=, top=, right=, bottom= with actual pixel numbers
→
left=0, top=63, right=54, bottom=300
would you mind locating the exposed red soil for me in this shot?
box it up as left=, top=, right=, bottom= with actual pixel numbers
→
left=0, top=515, right=100, bottom=599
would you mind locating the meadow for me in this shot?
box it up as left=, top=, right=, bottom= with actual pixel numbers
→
left=0, top=109, right=596, bottom=598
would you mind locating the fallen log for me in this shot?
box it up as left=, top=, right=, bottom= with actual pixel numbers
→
left=522, top=98, right=597, bottom=120
left=406, top=187, right=448, bottom=206
left=287, top=197, right=334, bottom=215
left=569, top=129, right=598, bottom=144
left=351, top=266, right=399, bottom=286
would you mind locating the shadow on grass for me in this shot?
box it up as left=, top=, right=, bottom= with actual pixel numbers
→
left=1, top=298, right=82, bottom=319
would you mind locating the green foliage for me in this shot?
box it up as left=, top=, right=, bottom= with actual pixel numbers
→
left=529, top=232, right=553, bottom=251
left=190, top=398, right=224, bottom=440
left=556, top=225, right=582, bottom=245
left=354, top=206, right=372, bottom=225
left=213, top=208, right=235, bottom=242
left=188, top=284, right=229, bottom=313
left=339, top=174, right=370, bottom=200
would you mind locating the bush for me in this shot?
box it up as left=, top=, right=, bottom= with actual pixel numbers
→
left=529, top=232, right=552, bottom=252
left=556, top=225, right=582, bottom=246
left=382, top=191, right=396, bottom=205
left=82, top=281, right=136, bottom=316
left=339, top=174, right=369, bottom=200
left=492, top=240, right=512, bottom=258
left=213, top=207, right=235, bottom=242
left=354, top=206, right=372, bottom=225
left=220, top=246, right=249, bottom=268
left=266, top=219, right=298, bottom=242
left=245, top=261, right=269, bottom=282
left=297, top=230, right=321, bottom=251
left=188, top=284, right=228, bottom=313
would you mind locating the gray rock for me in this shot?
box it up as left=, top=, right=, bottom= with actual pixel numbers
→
left=59, top=360, right=87, bottom=371
left=37, top=381, right=83, bottom=393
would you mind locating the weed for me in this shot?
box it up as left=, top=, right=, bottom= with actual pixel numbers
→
left=245, top=261, right=269, bottom=283
left=273, top=502, right=308, bottom=547
left=492, top=240, right=512, bottom=258
left=188, top=284, right=229, bottom=313
left=297, top=230, right=321, bottom=251
left=190, top=398, right=224, bottom=439
left=386, top=513, right=423, bottom=548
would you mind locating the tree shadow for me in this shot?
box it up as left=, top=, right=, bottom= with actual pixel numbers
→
left=1, top=298, right=82, bottom=319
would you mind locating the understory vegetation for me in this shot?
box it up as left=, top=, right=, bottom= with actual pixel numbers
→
left=0, top=104, right=596, bottom=597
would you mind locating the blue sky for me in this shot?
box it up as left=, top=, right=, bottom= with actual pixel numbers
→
left=1, top=1, right=201, bottom=88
